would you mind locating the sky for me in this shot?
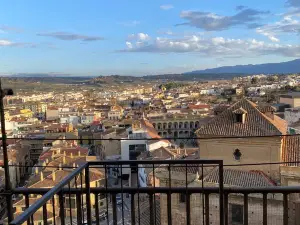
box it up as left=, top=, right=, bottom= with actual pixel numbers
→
left=0, top=0, right=299, bottom=76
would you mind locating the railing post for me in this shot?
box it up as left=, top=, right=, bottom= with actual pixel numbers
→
left=131, top=193, right=136, bottom=225
left=112, top=194, right=118, bottom=225
left=0, top=79, right=13, bottom=222
left=59, top=192, right=65, bottom=225
left=283, top=193, right=288, bottom=225
left=263, top=193, right=267, bottom=225
left=85, top=166, right=92, bottom=225
left=205, top=193, right=210, bottom=225
left=224, top=193, right=228, bottom=225
left=219, top=161, right=224, bottom=225
left=244, top=194, right=248, bottom=225
left=76, top=193, right=82, bottom=225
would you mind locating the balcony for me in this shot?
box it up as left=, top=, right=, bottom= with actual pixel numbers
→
left=3, top=160, right=300, bottom=225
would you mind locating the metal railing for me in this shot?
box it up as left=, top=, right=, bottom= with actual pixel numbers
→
left=6, top=160, right=224, bottom=225
left=2, top=160, right=300, bottom=225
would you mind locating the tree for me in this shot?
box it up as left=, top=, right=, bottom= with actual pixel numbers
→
left=251, top=77, right=258, bottom=84
left=179, top=142, right=185, bottom=149
left=130, top=101, right=134, bottom=107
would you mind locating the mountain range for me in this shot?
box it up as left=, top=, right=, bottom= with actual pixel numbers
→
left=2, top=59, right=299, bottom=83
left=186, top=59, right=300, bottom=74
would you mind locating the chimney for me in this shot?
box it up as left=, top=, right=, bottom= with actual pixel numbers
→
left=78, top=151, right=81, bottom=157
left=265, top=112, right=274, bottom=120
left=35, top=167, right=39, bottom=174
left=70, top=153, right=73, bottom=158
left=52, top=171, right=56, bottom=181
left=40, top=172, right=44, bottom=181
left=46, top=158, right=49, bottom=164
left=59, top=163, right=62, bottom=170
left=63, top=156, right=66, bottom=164
left=73, top=162, right=76, bottom=168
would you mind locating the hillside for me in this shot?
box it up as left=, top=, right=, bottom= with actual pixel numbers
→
left=186, top=59, right=300, bottom=74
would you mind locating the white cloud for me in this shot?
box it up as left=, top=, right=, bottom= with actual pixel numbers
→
left=118, top=21, right=141, bottom=27
left=177, top=8, right=269, bottom=30
left=160, top=4, right=174, bottom=10
left=0, top=40, right=13, bottom=46
left=118, top=35, right=300, bottom=57
left=256, top=16, right=300, bottom=41
left=0, top=39, right=37, bottom=48
left=127, top=33, right=150, bottom=41
left=126, top=42, right=133, bottom=49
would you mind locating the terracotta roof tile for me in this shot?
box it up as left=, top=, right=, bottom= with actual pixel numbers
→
left=282, top=136, right=300, bottom=166
left=196, top=98, right=287, bottom=137
left=203, top=168, right=276, bottom=187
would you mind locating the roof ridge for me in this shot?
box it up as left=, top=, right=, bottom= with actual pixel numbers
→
left=249, top=170, right=277, bottom=186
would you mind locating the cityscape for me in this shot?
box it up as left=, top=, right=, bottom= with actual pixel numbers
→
left=1, top=0, right=300, bottom=224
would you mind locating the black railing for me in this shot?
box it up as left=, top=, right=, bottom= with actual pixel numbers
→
left=2, top=160, right=300, bottom=225
left=7, top=160, right=224, bottom=225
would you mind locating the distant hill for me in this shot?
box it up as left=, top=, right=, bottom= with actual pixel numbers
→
left=186, top=59, right=300, bottom=74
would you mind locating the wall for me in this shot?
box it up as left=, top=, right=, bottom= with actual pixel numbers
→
left=148, top=140, right=170, bottom=151
left=284, top=108, right=300, bottom=125
left=46, top=109, right=59, bottom=121
left=121, top=139, right=146, bottom=175
left=280, top=97, right=295, bottom=107
left=198, top=137, right=282, bottom=181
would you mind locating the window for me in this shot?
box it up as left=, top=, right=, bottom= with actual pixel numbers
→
left=179, top=193, right=186, bottom=203
left=231, top=204, right=243, bottom=224
left=233, top=149, right=242, bottom=161
left=235, top=114, right=243, bottom=123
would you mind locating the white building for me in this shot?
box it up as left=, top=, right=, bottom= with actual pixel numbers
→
left=120, top=118, right=171, bottom=187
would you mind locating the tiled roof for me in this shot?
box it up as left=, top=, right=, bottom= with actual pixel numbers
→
left=188, top=104, right=210, bottom=110
left=196, top=98, right=287, bottom=137
left=233, top=107, right=247, bottom=114
left=282, top=136, right=300, bottom=166
left=256, top=105, right=276, bottom=113
left=203, top=168, right=276, bottom=187
left=135, top=196, right=160, bottom=225
left=28, top=169, right=104, bottom=188
left=138, top=147, right=175, bottom=160
left=140, top=119, right=170, bottom=144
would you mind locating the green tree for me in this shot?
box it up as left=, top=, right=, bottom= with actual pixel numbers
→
left=251, top=77, right=259, bottom=84
left=179, top=142, right=185, bottom=149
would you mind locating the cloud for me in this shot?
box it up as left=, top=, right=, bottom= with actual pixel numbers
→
left=160, top=4, right=174, bottom=10
left=177, top=8, right=269, bottom=30
left=0, top=40, right=13, bottom=46
left=256, top=16, right=300, bottom=42
left=287, top=0, right=300, bottom=8
left=118, top=34, right=300, bottom=58
left=0, top=39, right=37, bottom=47
left=285, top=8, right=300, bottom=17
left=236, top=5, right=247, bottom=11
left=0, top=25, right=23, bottom=33
left=127, top=33, right=150, bottom=41
left=118, top=21, right=141, bottom=27
left=37, top=32, right=104, bottom=41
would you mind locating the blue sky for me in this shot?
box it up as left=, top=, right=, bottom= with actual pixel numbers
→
left=0, top=0, right=299, bottom=76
